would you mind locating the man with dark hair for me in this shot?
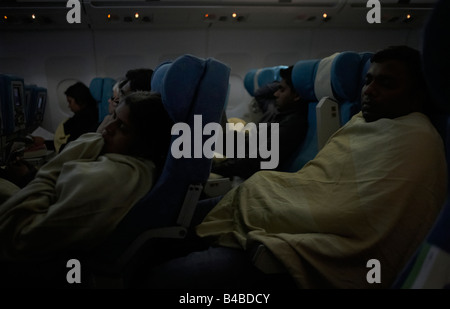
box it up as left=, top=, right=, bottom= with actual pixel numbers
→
left=362, top=45, right=430, bottom=123
left=140, top=46, right=447, bottom=289
left=121, top=68, right=154, bottom=95
left=211, top=65, right=309, bottom=179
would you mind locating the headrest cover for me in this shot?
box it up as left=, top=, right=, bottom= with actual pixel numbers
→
left=292, top=59, right=320, bottom=102
left=157, top=54, right=206, bottom=122
left=314, top=53, right=338, bottom=100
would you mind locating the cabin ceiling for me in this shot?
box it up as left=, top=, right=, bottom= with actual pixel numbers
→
left=0, top=0, right=438, bottom=31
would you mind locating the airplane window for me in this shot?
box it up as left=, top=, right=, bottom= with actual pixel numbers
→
left=56, top=79, right=80, bottom=116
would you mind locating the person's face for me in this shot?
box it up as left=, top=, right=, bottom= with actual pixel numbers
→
left=101, top=102, right=137, bottom=155
left=361, top=60, right=416, bottom=123
left=67, top=96, right=81, bottom=113
left=273, top=79, right=300, bottom=112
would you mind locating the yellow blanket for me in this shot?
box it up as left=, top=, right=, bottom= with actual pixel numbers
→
left=0, top=133, right=155, bottom=261
left=197, top=112, right=448, bottom=288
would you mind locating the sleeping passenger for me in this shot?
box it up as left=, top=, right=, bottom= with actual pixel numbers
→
left=141, top=45, right=448, bottom=289
left=0, top=91, right=173, bottom=262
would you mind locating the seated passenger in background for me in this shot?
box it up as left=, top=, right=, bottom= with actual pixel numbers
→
left=211, top=66, right=309, bottom=179
left=96, top=79, right=124, bottom=133
left=97, top=68, right=154, bottom=133
left=54, top=81, right=99, bottom=153
left=120, top=68, right=154, bottom=96
left=254, top=80, right=280, bottom=116
left=141, top=46, right=447, bottom=289
left=0, top=91, right=173, bottom=262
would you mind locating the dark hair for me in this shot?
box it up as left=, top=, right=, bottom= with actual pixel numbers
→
left=279, top=65, right=295, bottom=92
left=125, top=68, right=154, bottom=92
left=64, top=81, right=97, bottom=109
left=123, top=91, right=173, bottom=175
left=371, top=46, right=431, bottom=110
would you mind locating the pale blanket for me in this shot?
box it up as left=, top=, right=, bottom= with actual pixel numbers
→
left=0, top=133, right=155, bottom=261
left=0, top=179, right=20, bottom=205
left=197, top=112, right=448, bottom=288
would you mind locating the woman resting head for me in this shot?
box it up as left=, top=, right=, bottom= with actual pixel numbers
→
left=0, top=91, right=174, bottom=262
left=101, top=91, right=173, bottom=175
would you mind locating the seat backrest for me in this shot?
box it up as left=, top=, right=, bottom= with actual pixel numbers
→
left=281, top=51, right=373, bottom=172
left=24, top=84, right=47, bottom=131
left=91, top=54, right=231, bottom=262
left=279, top=58, right=320, bottom=172
left=328, top=51, right=367, bottom=125
left=257, top=65, right=288, bottom=88
left=244, top=65, right=288, bottom=96
left=315, top=51, right=369, bottom=148
left=243, top=69, right=258, bottom=97
left=0, top=74, right=26, bottom=135
left=89, top=77, right=116, bottom=123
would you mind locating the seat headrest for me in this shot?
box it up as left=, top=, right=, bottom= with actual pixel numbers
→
left=257, top=65, right=288, bottom=88
left=244, top=65, right=288, bottom=97
left=359, top=52, right=374, bottom=96
left=329, top=51, right=363, bottom=102
left=150, top=61, right=171, bottom=93
left=150, top=54, right=206, bottom=122
left=89, top=77, right=104, bottom=103
left=244, top=69, right=257, bottom=96
left=292, top=59, right=320, bottom=102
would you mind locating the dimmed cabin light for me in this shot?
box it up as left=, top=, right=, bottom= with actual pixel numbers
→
left=403, top=13, right=413, bottom=23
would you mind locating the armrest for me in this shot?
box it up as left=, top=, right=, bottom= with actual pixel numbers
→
left=316, top=96, right=341, bottom=150
left=247, top=240, right=287, bottom=275
left=203, top=176, right=233, bottom=198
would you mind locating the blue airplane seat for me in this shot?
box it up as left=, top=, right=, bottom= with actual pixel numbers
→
left=89, top=77, right=116, bottom=123
left=357, top=52, right=374, bottom=110
left=244, top=65, right=287, bottom=97
left=392, top=0, right=450, bottom=289
left=280, top=52, right=366, bottom=172
left=279, top=58, right=320, bottom=172
left=257, top=65, right=288, bottom=88
left=244, top=69, right=258, bottom=96
left=87, top=54, right=231, bottom=284
left=327, top=51, right=364, bottom=125
left=310, top=51, right=363, bottom=150
left=89, top=77, right=103, bottom=106
left=99, top=77, right=116, bottom=123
